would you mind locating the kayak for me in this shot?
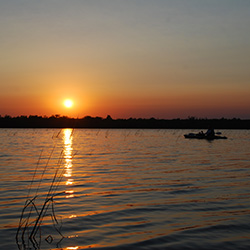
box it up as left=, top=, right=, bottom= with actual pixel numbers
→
left=184, top=133, right=227, bottom=140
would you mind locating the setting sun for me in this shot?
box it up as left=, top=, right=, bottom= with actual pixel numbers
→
left=64, top=99, right=74, bottom=108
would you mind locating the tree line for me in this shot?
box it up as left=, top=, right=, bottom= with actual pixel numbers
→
left=0, top=115, right=249, bottom=129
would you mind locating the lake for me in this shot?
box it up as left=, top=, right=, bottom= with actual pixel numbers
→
left=0, top=129, right=250, bottom=250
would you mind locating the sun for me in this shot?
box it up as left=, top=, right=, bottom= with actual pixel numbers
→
left=64, top=99, right=74, bottom=108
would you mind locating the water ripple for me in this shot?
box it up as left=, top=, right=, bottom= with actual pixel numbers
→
left=0, top=129, right=250, bottom=249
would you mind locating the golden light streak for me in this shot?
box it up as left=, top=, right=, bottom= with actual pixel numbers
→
left=66, top=194, right=74, bottom=198
left=66, top=179, right=74, bottom=185
left=63, top=129, right=75, bottom=189
left=65, top=190, right=74, bottom=194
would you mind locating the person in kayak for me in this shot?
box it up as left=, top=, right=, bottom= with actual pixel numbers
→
left=205, top=126, right=215, bottom=137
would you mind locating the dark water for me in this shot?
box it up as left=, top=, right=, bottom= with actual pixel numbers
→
left=0, top=129, right=250, bottom=250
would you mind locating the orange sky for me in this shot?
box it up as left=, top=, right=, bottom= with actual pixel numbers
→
left=0, top=1, right=250, bottom=119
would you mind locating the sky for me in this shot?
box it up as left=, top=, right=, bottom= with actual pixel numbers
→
left=0, top=0, right=250, bottom=119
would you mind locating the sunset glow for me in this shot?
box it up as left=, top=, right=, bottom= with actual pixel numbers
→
left=0, top=1, right=249, bottom=119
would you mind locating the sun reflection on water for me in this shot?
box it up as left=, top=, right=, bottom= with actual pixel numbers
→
left=63, top=129, right=74, bottom=198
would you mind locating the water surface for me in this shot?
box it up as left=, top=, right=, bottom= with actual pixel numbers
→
left=0, top=129, right=250, bottom=249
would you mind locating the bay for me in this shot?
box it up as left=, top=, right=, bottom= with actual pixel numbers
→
left=0, top=129, right=250, bottom=250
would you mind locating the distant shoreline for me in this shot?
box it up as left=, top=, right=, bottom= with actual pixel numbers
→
left=0, top=115, right=249, bottom=129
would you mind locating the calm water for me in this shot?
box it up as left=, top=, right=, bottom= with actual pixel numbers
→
left=0, top=129, right=250, bottom=250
